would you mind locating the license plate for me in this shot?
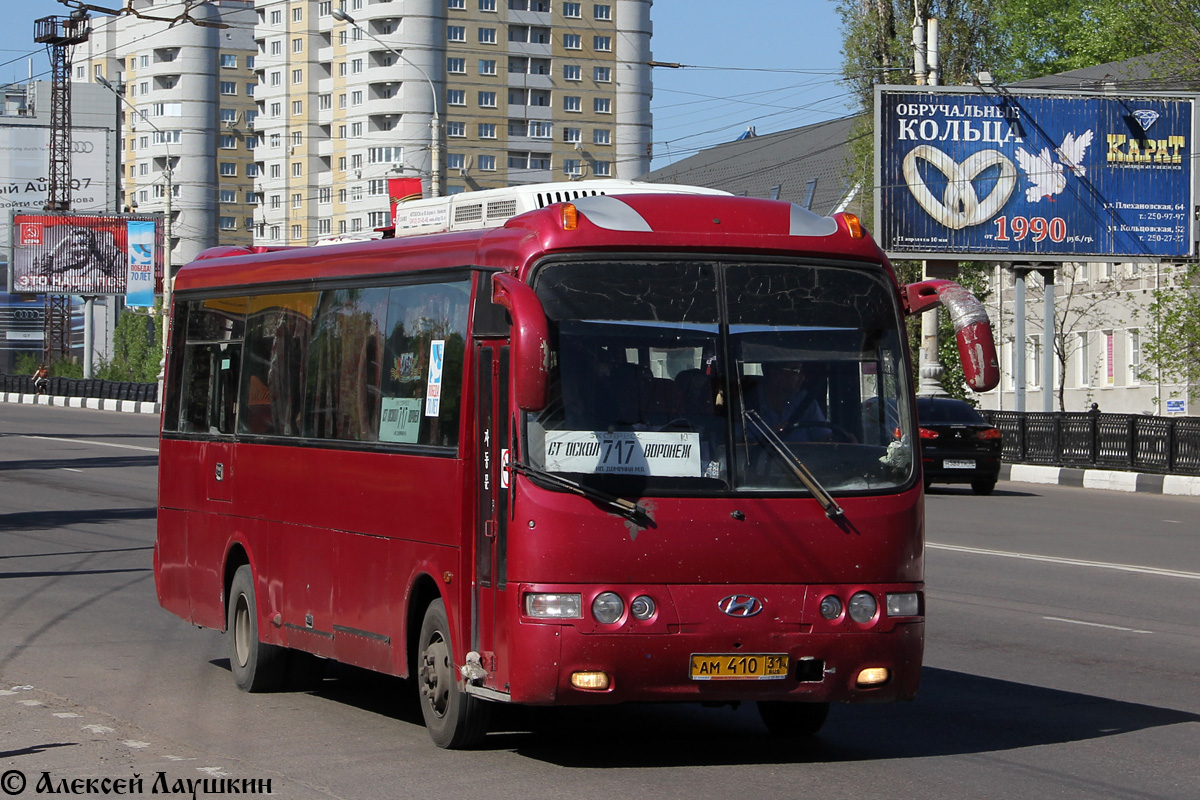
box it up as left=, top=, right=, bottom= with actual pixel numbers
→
left=690, top=654, right=789, bottom=680
left=944, top=459, right=976, bottom=469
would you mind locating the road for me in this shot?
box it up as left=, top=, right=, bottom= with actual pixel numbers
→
left=1, top=403, right=1197, bottom=799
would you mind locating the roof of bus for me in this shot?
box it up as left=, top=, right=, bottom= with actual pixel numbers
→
left=173, top=193, right=894, bottom=294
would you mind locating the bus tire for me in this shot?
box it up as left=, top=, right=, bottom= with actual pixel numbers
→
left=227, top=564, right=287, bottom=693
left=417, top=599, right=490, bottom=748
left=757, top=700, right=830, bottom=738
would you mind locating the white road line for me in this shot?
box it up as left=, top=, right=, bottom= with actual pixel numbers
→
left=1043, top=616, right=1153, bottom=634
left=21, top=434, right=157, bottom=453
left=927, top=542, right=1200, bottom=581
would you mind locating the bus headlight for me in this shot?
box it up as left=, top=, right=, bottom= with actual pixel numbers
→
left=847, top=591, right=878, bottom=624
left=886, top=592, right=920, bottom=617
left=524, top=593, right=582, bottom=619
left=630, top=595, right=656, bottom=620
left=592, top=592, right=624, bottom=624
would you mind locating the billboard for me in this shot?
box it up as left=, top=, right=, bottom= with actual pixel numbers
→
left=8, top=212, right=164, bottom=296
left=875, top=87, right=1196, bottom=261
left=0, top=126, right=111, bottom=252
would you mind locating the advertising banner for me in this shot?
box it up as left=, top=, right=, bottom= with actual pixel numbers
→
left=125, top=219, right=158, bottom=307
left=8, top=212, right=164, bottom=296
left=875, top=87, right=1196, bottom=260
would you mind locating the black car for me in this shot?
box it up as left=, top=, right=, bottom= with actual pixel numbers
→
left=916, top=397, right=1002, bottom=495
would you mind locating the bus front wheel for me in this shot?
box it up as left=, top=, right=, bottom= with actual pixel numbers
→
left=757, top=700, right=830, bottom=738
left=227, top=564, right=286, bottom=692
left=417, top=599, right=490, bottom=748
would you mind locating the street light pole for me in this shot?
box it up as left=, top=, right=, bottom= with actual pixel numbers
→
left=96, top=75, right=174, bottom=395
left=331, top=9, right=441, bottom=197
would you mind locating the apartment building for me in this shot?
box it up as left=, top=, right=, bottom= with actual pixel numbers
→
left=78, top=0, right=258, bottom=267
left=252, top=0, right=653, bottom=244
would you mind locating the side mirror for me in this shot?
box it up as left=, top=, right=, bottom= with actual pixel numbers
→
left=903, top=279, right=1000, bottom=392
left=491, top=273, right=550, bottom=411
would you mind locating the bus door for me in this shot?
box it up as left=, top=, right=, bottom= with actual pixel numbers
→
left=472, top=342, right=511, bottom=692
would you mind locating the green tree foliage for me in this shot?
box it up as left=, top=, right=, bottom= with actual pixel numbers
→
left=98, top=303, right=163, bottom=383
left=1140, top=264, right=1200, bottom=395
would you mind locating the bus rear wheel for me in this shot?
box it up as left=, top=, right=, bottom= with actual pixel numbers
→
left=417, top=599, right=490, bottom=749
left=757, top=700, right=830, bottom=738
left=227, top=564, right=287, bottom=692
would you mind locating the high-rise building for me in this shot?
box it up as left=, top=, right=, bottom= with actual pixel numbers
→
left=252, top=0, right=653, bottom=244
left=79, top=0, right=258, bottom=267
left=78, top=0, right=653, bottom=252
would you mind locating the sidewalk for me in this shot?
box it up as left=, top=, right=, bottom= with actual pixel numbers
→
left=1, top=390, right=159, bottom=416
left=5, top=390, right=1200, bottom=496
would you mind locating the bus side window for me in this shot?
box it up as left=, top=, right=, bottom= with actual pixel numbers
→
left=179, top=342, right=241, bottom=435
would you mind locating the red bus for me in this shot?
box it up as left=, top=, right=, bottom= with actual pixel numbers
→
left=155, top=187, right=997, bottom=748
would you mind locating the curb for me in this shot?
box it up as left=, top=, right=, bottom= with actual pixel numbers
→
left=1, top=391, right=160, bottom=416
left=1003, top=463, right=1200, bottom=497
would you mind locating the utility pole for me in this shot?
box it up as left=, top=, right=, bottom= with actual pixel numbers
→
left=34, top=11, right=91, bottom=367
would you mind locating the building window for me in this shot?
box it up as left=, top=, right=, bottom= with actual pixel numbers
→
left=593, top=36, right=611, bottom=51
left=293, top=131, right=304, bottom=147
left=593, top=4, right=611, bottom=20
left=593, top=128, right=610, bottom=145
left=292, top=6, right=303, bottom=22
left=319, top=94, right=332, bottom=110
left=479, top=123, right=496, bottom=138
left=292, top=225, right=303, bottom=240
left=247, top=164, right=259, bottom=177
left=479, top=59, right=496, bottom=75
left=293, top=38, right=304, bottom=53
left=369, top=211, right=390, bottom=227
left=448, top=121, right=466, bottom=137
left=292, top=100, right=303, bottom=115
left=270, top=40, right=282, bottom=55
left=351, top=58, right=363, bottom=74
left=564, top=96, right=581, bottom=112
left=593, top=97, right=611, bottom=113
left=478, top=154, right=496, bottom=171
left=292, top=193, right=303, bottom=209
left=448, top=0, right=465, bottom=7
left=351, top=91, right=363, bottom=106
left=447, top=153, right=465, bottom=170
left=220, top=217, right=237, bottom=230
left=220, top=163, right=237, bottom=176
left=270, top=164, right=281, bottom=178
left=270, top=71, right=282, bottom=86
left=563, top=64, right=581, bottom=81
left=478, top=91, right=497, bottom=107
left=563, top=158, right=582, bottom=177
left=448, top=26, right=466, bottom=41
left=563, top=33, right=581, bottom=49
left=270, top=102, right=282, bottom=117
left=270, top=10, right=282, bottom=24
left=563, top=127, right=581, bottom=143
left=592, top=160, right=611, bottom=176
left=369, top=179, right=387, bottom=196
left=292, top=69, right=304, bottom=84
left=319, top=187, right=332, bottom=204
left=1077, top=332, right=1091, bottom=387
left=448, top=89, right=466, bottom=106
left=1127, top=329, right=1141, bottom=385
left=221, top=54, right=237, bottom=68
left=563, top=2, right=581, bottom=16
left=368, top=146, right=402, bottom=163
left=1103, top=330, right=1115, bottom=386
left=220, top=189, right=237, bottom=203
left=528, top=121, right=551, bottom=138
left=479, top=27, right=496, bottom=44
left=292, top=162, right=303, bottom=177
left=220, top=135, right=237, bottom=150
left=448, top=57, right=466, bottom=73
left=479, top=0, right=496, bottom=9
left=593, top=66, right=611, bottom=82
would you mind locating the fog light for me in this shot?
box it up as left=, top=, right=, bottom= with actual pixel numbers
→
left=592, top=592, right=624, bottom=624
left=570, top=671, right=610, bottom=690
left=524, top=592, right=582, bottom=619
left=819, top=595, right=843, bottom=620
left=856, top=667, right=890, bottom=686
left=630, top=595, right=656, bottom=620
left=847, top=591, right=877, bottom=624
left=886, top=592, right=920, bottom=617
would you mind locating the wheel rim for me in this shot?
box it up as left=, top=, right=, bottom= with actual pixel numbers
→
left=420, top=631, right=452, bottom=719
left=233, top=594, right=251, bottom=668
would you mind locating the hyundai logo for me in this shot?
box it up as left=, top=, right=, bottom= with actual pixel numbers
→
left=718, top=595, right=764, bottom=617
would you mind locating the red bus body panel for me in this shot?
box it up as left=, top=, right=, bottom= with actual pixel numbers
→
left=155, top=193, right=930, bottom=710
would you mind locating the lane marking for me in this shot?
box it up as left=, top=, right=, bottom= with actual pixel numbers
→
left=927, top=542, right=1200, bottom=581
left=20, top=434, right=158, bottom=454
left=1043, top=616, right=1153, bottom=634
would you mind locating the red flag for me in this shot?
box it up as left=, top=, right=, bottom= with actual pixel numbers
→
left=388, top=177, right=424, bottom=224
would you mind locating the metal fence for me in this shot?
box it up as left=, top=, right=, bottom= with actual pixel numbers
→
left=1, top=373, right=158, bottom=404
left=981, top=409, right=1200, bottom=476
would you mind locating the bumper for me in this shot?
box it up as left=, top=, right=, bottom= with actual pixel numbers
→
left=922, top=453, right=1001, bottom=485
left=502, top=583, right=924, bottom=706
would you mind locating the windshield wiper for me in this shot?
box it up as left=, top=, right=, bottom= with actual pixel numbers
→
left=743, top=409, right=845, bottom=520
left=508, top=461, right=657, bottom=529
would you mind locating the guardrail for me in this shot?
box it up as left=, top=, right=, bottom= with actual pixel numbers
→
left=1, top=373, right=158, bottom=404
left=981, top=408, right=1200, bottom=476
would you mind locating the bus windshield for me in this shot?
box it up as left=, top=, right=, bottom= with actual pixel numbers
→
left=527, top=259, right=915, bottom=496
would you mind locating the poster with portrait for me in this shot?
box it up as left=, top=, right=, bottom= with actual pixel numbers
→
left=875, top=87, right=1196, bottom=261
left=8, top=211, right=163, bottom=296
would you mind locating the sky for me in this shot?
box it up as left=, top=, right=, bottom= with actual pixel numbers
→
left=0, top=0, right=855, bottom=171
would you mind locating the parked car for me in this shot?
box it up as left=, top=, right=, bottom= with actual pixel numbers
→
left=916, top=397, right=1002, bottom=495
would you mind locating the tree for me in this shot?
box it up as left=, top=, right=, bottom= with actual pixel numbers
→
left=1139, top=262, right=1200, bottom=400
left=98, top=302, right=163, bottom=383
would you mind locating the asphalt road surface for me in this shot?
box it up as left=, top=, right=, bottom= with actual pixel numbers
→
left=1, top=403, right=1197, bottom=799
